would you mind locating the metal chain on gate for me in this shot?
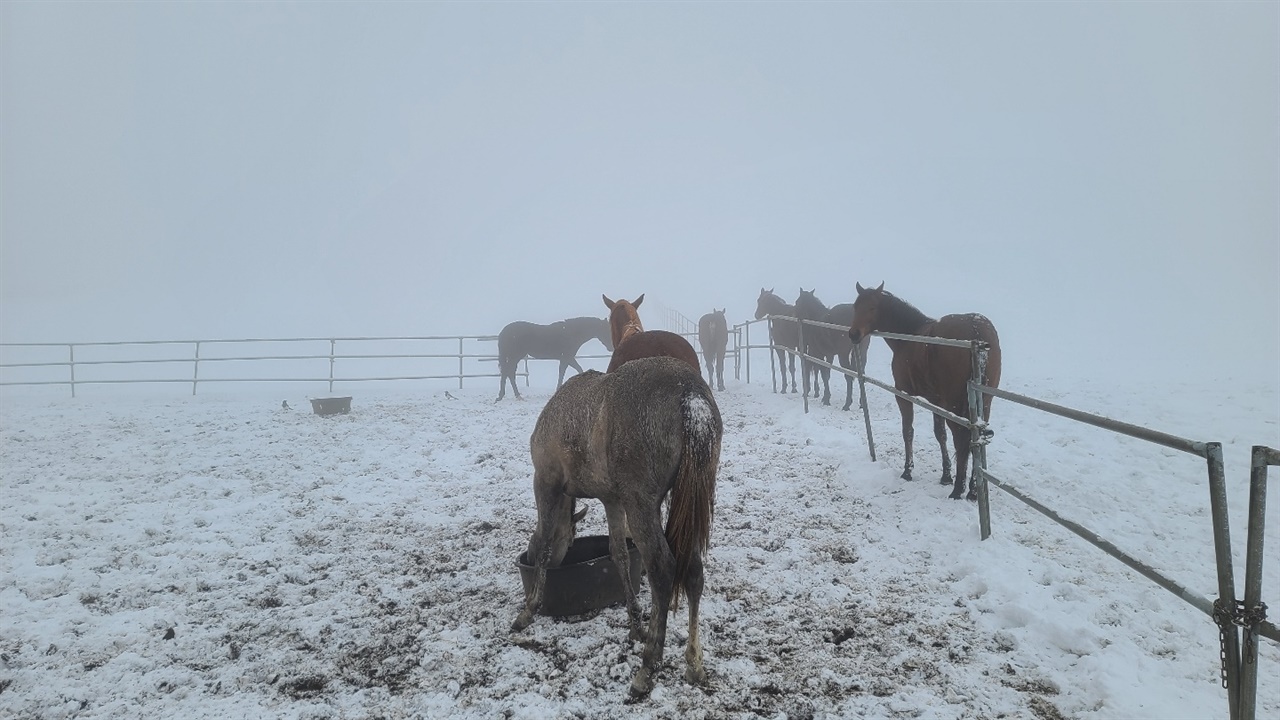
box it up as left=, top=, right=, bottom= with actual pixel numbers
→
left=1213, top=597, right=1271, bottom=687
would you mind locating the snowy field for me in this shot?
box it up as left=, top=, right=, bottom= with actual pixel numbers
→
left=1, top=352, right=1277, bottom=719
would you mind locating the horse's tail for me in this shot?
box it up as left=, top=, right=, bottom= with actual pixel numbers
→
left=666, top=383, right=721, bottom=606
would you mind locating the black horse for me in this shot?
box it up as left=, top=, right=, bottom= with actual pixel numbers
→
left=697, top=308, right=729, bottom=391
left=795, top=289, right=870, bottom=410
left=495, top=317, right=613, bottom=401
left=754, top=288, right=799, bottom=393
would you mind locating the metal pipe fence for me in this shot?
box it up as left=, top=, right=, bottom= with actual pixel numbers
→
left=738, top=315, right=1273, bottom=720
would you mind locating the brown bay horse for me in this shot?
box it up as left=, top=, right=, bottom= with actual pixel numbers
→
left=794, top=289, right=870, bottom=410
left=495, top=317, right=614, bottom=401
left=697, top=308, right=729, bottom=391
left=754, top=288, right=800, bottom=393
left=603, top=294, right=700, bottom=373
left=847, top=282, right=1001, bottom=500
left=512, top=356, right=722, bottom=699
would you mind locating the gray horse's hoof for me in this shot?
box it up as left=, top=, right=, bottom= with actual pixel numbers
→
left=901, top=470, right=913, bottom=481
left=511, top=610, right=534, bottom=632
left=939, top=474, right=953, bottom=486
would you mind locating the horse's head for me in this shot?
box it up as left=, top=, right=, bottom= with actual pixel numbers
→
left=525, top=500, right=588, bottom=574
left=794, top=288, right=824, bottom=320
left=754, top=288, right=779, bottom=319
left=848, top=281, right=886, bottom=343
left=603, top=293, right=645, bottom=346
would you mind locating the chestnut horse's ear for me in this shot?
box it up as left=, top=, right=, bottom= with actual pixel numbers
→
left=603, top=294, right=615, bottom=310
left=632, top=294, right=644, bottom=308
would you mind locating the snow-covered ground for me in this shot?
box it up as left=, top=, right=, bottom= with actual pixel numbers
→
left=2, top=352, right=1277, bottom=719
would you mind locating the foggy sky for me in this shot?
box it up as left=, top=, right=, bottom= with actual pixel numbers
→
left=2, top=2, right=1277, bottom=383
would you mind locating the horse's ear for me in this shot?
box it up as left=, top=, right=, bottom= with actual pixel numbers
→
left=876, top=281, right=884, bottom=292
left=767, top=287, right=773, bottom=294
left=603, top=294, right=615, bottom=310
left=633, top=294, right=644, bottom=308
left=856, top=282, right=865, bottom=294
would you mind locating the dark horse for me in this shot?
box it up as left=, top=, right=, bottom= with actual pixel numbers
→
left=602, top=294, right=700, bottom=373
left=847, top=282, right=1002, bottom=500
left=495, top=317, right=614, bottom=401
left=697, top=308, right=729, bottom=391
left=794, top=289, right=871, bottom=410
left=512, top=356, right=722, bottom=699
left=754, top=288, right=799, bottom=393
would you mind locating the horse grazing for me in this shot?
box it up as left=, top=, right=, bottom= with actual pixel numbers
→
left=512, top=356, right=722, bottom=699
left=697, top=309, right=729, bottom=391
left=495, top=317, right=613, bottom=401
left=754, top=288, right=799, bottom=393
left=602, top=294, right=700, bottom=373
left=847, top=282, right=1002, bottom=500
left=794, top=290, right=871, bottom=410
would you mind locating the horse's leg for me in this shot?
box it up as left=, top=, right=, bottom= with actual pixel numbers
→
left=896, top=397, right=915, bottom=480
left=715, top=350, right=725, bottom=391
left=603, top=502, right=647, bottom=643
left=800, top=353, right=812, bottom=398
left=788, top=351, right=798, bottom=393
left=773, top=347, right=787, bottom=392
left=702, top=351, right=713, bottom=388
left=681, top=549, right=708, bottom=686
left=820, top=358, right=832, bottom=406
left=629, top=510, right=676, bottom=699
left=840, top=351, right=855, bottom=411
left=511, top=484, right=572, bottom=631
left=934, top=413, right=953, bottom=486
left=496, top=358, right=509, bottom=401
left=948, top=419, right=973, bottom=500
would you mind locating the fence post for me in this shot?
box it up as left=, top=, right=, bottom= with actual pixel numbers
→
left=1206, top=442, right=1242, bottom=720
left=796, top=318, right=809, bottom=413
left=857, top=342, right=876, bottom=462
left=969, top=340, right=992, bottom=540
left=329, top=340, right=336, bottom=393
left=767, top=318, right=776, bottom=393
left=1238, top=446, right=1274, bottom=720
left=192, top=341, right=201, bottom=396
left=68, top=344, right=76, bottom=398
left=744, top=323, right=750, bottom=383
left=458, top=337, right=464, bottom=389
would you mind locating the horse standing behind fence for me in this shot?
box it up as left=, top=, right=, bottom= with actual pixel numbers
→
left=697, top=309, right=729, bottom=391
left=495, top=317, right=613, bottom=401
left=603, top=294, right=700, bottom=373
left=512, top=356, right=722, bottom=699
left=754, top=288, right=799, bottom=393
left=794, top=290, right=870, bottom=410
left=847, top=282, right=1002, bottom=499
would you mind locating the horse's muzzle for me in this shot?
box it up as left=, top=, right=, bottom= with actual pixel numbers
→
left=848, top=329, right=863, bottom=343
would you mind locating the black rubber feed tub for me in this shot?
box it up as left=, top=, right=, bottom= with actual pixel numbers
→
left=516, top=535, right=643, bottom=617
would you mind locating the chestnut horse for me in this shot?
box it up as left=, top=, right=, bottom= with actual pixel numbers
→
left=697, top=308, right=728, bottom=391
left=513, top=356, right=722, bottom=699
left=847, top=282, right=1001, bottom=500
left=794, top=289, right=870, bottom=410
left=495, top=317, right=614, bottom=401
left=602, top=294, right=700, bottom=373
left=754, top=288, right=799, bottom=393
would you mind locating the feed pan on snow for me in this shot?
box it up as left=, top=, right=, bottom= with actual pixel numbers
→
left=310, top=397, right=352, bottom=416
left=516, top=534, right=643, bottom=617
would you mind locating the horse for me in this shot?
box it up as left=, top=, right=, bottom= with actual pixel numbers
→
left=754, top=288, right=799, bottom=393
left=847, top=282, right=1002, bottom=500
left=495, top=317, right=613, bottom=401
left=602, top=294, right=701, bottom=374
left=697, top=309, right=729, bottom=391
left=794, top=290, right=870, bottom=410
left=511, top=356, right=722, bottom=699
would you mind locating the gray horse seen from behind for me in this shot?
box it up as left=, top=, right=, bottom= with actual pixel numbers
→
left=697, top=308, right=729, bottom=391
left=512, top=356, right=722, bottom=699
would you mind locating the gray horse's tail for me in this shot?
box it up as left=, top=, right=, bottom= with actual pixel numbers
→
left=665, top=383, right=721, bottom=606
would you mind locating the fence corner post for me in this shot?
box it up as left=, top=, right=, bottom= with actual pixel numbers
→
left=969, top=340, right=992, bottom=540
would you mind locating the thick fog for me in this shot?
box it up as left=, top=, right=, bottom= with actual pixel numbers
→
left=2, top=3, right=1276, bottom=383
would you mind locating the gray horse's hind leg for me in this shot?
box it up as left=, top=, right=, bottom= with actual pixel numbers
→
left=603, top=502, right=646, bottom=643
left=681, top=549, right=708, bottom=686
left=627, top=510, right=676, bottom=700
left=934, top=413, right=953, bottom=485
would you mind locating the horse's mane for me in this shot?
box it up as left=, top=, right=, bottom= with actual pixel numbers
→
left=756, top=291, right=794, bottom=317
left=879, top=291, right=935, bottom=333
